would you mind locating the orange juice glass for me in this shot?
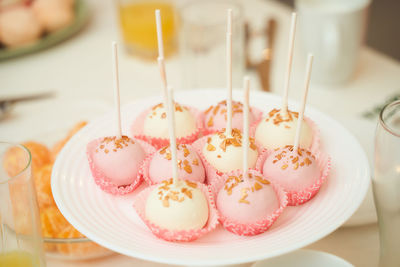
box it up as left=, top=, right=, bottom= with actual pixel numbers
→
left=117, top=0, right=178, bottom=60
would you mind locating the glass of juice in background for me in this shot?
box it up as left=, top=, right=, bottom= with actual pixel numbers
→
left=373, top=100, right=400, bottom=267
left=117, top=0, right=178, bottom=60
left=0, top=142, right=46, bottom=267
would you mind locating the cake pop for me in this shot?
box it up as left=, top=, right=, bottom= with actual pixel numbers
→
left=87, top=42, right=150, bottom=192
left=202, top=128, right=258, bottom=173
left=142, top=102, right=197, bottom=139
left=201, top=14, right=258, bottom=174
left=204, top=100, right=256, bottom=132
left=255, top=13, right=313, bottom=150
left=134, top=10, right=199, bottom=143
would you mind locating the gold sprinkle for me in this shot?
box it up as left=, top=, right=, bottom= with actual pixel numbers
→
left=207, top=144, right=216, bottom=151
left=281, top=164, right=288, bottom=170
left=185, top=180, right=197, bottom=188
left=207, top=116, right=214, bottom=127
left=192, top=159, right=199, bottom=166
left=239, top=188, right=250, bottom=204
left=183, top=147, right=190, bottom=157
left=104, top=149, right=109, bottom=153
left=255, top=176, right=270, bottom=185
left=254, top=182, right=262, bottom=191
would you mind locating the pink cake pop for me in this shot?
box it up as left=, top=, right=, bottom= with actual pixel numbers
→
left=216, top=77, right=282, bottom=233
left=87, top=42, right=150, bottom=192
left=148, top=144, right=205, bottom=184
left=217, top=172, right=279, bottom=224
left=204, top=100, right=256, bottom=132
left=262, top=145, right=319, bottom=192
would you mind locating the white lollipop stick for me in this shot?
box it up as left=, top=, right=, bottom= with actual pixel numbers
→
left=282, top=13, right=297, bottom=115
left=293, top=54, right=313, bottom=151
left=155, top=9, right=164, bottom=58
left=112, top=41, right=122, bottom=139
left=166, top=86, right=178, bottom=185
left=226, top=9, right=233, bottom=135
left=155, top=10, right=168, bottom=103
left=242, top=76, right=250, bottom=180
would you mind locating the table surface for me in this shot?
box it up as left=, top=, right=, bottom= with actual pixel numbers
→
left=1, top=0, right=399, bottom=266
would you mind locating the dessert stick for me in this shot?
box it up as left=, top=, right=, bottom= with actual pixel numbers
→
left=111, top=41, right=122, bottom=139
left=166, top=86, right=178, bottom=185
left=242, top=76, right=250, bottom=180
left=226, top=9, right=233, bottom=135
left=155, top=9, right=168, bottom=103
left=282, top=12, right=297, bottom=116
left=293, top=54, right=314, bottom=151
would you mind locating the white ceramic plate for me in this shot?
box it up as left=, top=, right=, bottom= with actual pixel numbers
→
left=252, top=249, right=354, bottom=267
left=52, top=89, right=370, bottom=266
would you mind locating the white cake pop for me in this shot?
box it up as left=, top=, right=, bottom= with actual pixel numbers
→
left=145, top=179, right=209, bottom=230
left=202, top=128, right=258, bottom=173
left=142, top=103, right=197, bottom=139
left=255, top=109, right=312, bottom=150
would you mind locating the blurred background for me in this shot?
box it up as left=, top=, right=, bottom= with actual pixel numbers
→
left=0, top=0, right=399, bottom=266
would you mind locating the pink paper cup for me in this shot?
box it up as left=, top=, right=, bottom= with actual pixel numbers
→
left=212, top=169, right=288, bottom=236
left=256, top=149, right=331, bottom=206
left=202, top=107, right=263, bottom=136
left=133, top=182, right=219, bottom=242
left=86, top=137, right=156, bottom=195
left=131, top=105, right=204, bottom=149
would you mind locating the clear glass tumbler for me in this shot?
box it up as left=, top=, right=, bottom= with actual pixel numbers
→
left=179, top=0, right=245, bottom=90
left=373, top=100, right=400, bottom=267
left=0, top=142, right=46, bottom=267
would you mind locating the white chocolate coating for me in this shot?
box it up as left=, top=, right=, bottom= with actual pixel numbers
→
left=143, top=103, right=197, bottom=139
left=145, top=179, right=209, bottom=231
left=255, top=109, right=312, bottom=150
left=202, top=129, right=258, bottom=173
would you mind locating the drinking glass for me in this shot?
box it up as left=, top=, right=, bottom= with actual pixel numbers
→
left=373, top=100, right=400, bottom=267
left=179, top=0, right=245, bottom=90
left=116, top=0, right=178, bottom=60
left=0, top=142, right=46, bottom=267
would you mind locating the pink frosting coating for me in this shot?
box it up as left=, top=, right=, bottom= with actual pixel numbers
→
left=204, top=101, right=255, bottom=132
left=217, top=174, right=279, bottom=224
left=262, top=146, right=320, bottom=192
left=149, top=144, right=205, bottom=184
left=92, top=136, right=146, bottom=186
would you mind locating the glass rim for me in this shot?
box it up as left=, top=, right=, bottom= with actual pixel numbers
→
left=179, top=0, right=243, bottom=27
left=379, top=100, right=400, bottom=138
left=0, top=141, right=32, bottom=185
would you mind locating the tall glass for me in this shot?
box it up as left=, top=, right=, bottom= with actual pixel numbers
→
left=0, top=142, right=46, bottom=267
left=373, top=100, right=400, bottom=267
left=179, top=0, right=245, bottom=90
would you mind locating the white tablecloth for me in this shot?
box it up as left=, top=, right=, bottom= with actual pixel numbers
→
left=1, top=0, right=399, bottom=266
